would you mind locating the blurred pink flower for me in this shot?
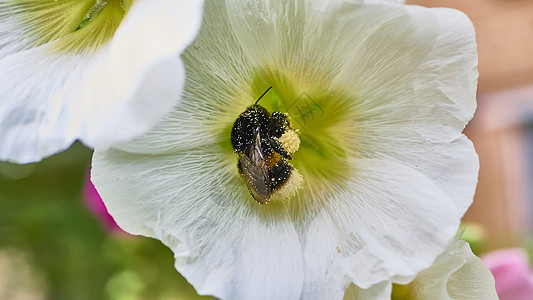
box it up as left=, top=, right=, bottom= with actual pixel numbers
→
left=483, top=248, right=533, bottom=300
left=83, top=174, right=122, bottom=233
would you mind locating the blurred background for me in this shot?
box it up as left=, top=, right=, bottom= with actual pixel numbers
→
left=0, top=143, right=211, bottom=300
left=1, top=0, right=533, bottom=299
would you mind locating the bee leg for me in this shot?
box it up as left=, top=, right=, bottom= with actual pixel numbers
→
left=269, top=159, right=293, bottom=190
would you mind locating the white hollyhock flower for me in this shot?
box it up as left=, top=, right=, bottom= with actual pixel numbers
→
left=0, top=0, right=204, bottom=163
left=92, top=0, right=479, bottom=299
left=344, top=239, right=498, bottom=300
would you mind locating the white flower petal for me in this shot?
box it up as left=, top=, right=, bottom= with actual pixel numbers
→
left=349, top=7, right=479, bottom=215
left=225, top=1, right=415, bottom=79
left=92, top=148, right=305, bottom=299
left=344, top=240, right=498, bottom=300
left=343, top=281, right=392, bottom=300
left=0, top=46, right=82, bottom=162
left=302, top=158, right=459, bottom=293
left=0, top=0, right=204, bottom=163
left=404, top=239, right=498, bottom=299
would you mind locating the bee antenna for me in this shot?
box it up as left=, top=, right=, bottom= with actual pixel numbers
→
left=255, top=86, right=273, bottom=105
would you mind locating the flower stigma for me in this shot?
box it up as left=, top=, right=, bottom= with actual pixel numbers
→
left=9, top=0, right=133, bottom=54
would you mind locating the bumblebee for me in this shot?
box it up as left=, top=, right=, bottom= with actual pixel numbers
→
left=231, top=87, right=303, bottom=204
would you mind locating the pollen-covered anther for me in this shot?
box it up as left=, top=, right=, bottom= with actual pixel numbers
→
left=278, top=129, right=300, bottom=155
left=270, top=169, right=304, bottom=203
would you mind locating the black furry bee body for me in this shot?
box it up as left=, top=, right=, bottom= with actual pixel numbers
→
left=231, top=104, right=295, bottom=204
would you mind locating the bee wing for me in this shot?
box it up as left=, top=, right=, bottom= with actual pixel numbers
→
left=238, top=128, right=271, bottom=204
left=239, top=152, right=271, bottom=204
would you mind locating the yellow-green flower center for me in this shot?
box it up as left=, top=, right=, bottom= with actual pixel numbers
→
left=11, top=0, right=133, bottom=54
left=217, top=65, right=359, bottom=214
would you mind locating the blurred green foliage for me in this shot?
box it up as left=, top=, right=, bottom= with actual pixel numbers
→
left=0, top=143, right=211, bottom=300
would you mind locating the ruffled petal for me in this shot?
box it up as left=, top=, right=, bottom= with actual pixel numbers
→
left=0, top=0, right=204, bottom=163
left=301, top=158, right=460, bottom=293
left=349, top=7, right=479, bottom=215
left=344, top=240, right=498, bottom=300
left=404, top=239, right=498, bottom=299
left=92, top=148, right=305, bottom=299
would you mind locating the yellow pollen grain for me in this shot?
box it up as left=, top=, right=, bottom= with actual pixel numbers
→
left=270, top=169, right=304, bottom=203
left=279, top=130, right=300, bottom=155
